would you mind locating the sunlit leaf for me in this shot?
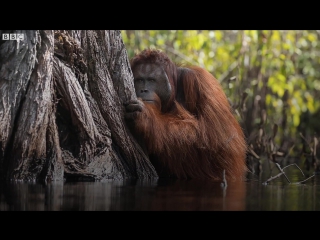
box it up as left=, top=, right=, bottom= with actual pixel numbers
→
left=293, top=113, right=300, bottom=127
left=307, top=33, right=317, bottom=42
left=215, top=31, right=222, bottom=41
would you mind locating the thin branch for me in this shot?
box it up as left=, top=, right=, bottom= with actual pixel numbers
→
left=292, top=174, right=315, bottom=185
left=262, top=172, right=284, bottom=185
left=163, top=45, right=198, bottom=66
left=248, top=145, right=260, bottom=159
left=275, top=163, right=291, bottom=183
left=282, top=144, right=295, bottom=162
left=220, top=169, right=228, bottom=188
left=282, top=163, right=305, bottom=177
left=262, top=163, right=310, bottom=185
left=218, top=61, right=239, bottom=83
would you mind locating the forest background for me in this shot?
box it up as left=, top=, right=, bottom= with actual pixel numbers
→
left=121, top=30, right=320, bottom=174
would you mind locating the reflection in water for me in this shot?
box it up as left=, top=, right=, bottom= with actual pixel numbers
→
left=1, top=166, right=320, bottom=211
left=0, top=178, right=246, bottom=211
left=246, top=180, right=320, bottom=211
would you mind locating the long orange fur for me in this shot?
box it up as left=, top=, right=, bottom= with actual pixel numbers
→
left=130, top=49, right=247, bottom=181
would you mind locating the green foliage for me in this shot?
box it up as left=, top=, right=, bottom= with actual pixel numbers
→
left=121, top=30, right=320, bottom=157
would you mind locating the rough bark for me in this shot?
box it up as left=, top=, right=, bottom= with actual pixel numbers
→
left=0, top=30, right=157, bottom=182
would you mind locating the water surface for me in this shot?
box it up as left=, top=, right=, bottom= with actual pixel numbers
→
left=1, top=162, right=319, bottom=211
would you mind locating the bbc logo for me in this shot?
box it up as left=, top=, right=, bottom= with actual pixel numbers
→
left=2, top=33, right=24, bottom=41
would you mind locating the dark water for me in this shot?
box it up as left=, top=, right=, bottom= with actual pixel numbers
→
left=1, top=162, right=320, bottom=211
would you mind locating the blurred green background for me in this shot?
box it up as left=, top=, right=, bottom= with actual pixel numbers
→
left=121, top=30, right=320, bottom=172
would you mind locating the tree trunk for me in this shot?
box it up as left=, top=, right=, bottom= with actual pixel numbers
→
left=0, top=30, right=158, bottom=182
